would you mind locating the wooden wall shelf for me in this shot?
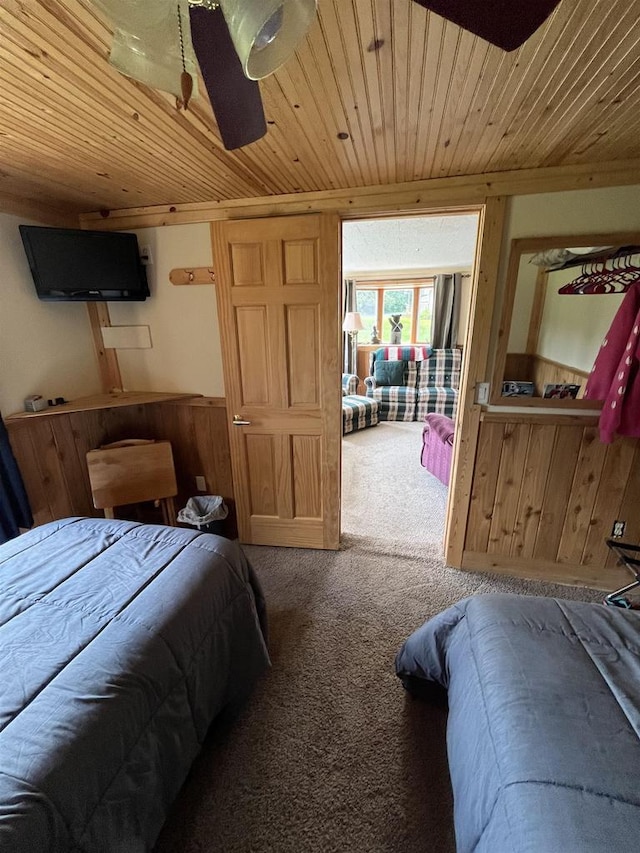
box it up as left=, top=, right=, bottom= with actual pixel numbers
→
left=6, top=392, right=200, bottom=420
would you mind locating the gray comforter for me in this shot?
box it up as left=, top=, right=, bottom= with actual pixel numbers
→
left=396, top=593, right=640, bottom=853
left=0, top=517, right=269, bottom=852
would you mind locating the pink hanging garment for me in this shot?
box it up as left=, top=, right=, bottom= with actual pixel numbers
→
left=584, top=280, right=640, bottom=443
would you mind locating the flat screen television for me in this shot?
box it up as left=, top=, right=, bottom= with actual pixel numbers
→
left=19, top=225, right=150, bottom=302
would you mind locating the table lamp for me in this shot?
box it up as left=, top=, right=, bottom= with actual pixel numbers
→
left=342, top=311, right=364, bottom=372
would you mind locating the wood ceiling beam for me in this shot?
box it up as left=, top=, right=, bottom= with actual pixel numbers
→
left=80, top=158, right=640, bottom=231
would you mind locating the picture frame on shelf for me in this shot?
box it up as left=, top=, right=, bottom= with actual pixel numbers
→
left=502, top=381, right=535, bottom=397
left=543, top=383, right=581, bottom=399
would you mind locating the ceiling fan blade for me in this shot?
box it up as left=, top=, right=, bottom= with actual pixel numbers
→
left=411, top=0, right=561, bottom=51
left=189, top=6, right=267, bottom=150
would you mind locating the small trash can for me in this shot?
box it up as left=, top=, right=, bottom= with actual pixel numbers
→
left=177, top=496, right=229, bottom=537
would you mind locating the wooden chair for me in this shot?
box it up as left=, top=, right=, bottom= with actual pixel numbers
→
left=86, top=439, right=178, bottom=526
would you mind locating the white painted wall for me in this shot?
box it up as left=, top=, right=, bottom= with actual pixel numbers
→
left=4, top=188, right=636, bottom=416
left=108, top=223, right=225, bottom=396
left=507, top=254, right=627, bottom=368
left=0, top=212, right=101, bottom=416
left=109, top=216, right=477, bottom=395
left=537, top=267, right=625, bottom=372
left=508, top=186, right=640, bottom=239
left=498, top=184, right=640, bottom=372
left=108, top=190, right=640, bottom=399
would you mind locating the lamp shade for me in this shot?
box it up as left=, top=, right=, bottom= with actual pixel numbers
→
left=342, top=312, right=364, bottom=333
left=219, top=0, right=317, bottom=80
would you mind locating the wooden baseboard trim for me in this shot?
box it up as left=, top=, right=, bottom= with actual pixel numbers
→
left=460, top=550, right=629, bottom=592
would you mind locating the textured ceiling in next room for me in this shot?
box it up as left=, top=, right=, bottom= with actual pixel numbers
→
left=342, top=215, right=479, bottom=273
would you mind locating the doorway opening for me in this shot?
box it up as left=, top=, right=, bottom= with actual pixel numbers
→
left=340, top=212, right=481, bottom=555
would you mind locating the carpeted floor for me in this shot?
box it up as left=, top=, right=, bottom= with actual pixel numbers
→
left=155, top=421, right=600, bottom=853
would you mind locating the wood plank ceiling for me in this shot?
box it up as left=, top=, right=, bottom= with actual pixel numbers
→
left=0, top=0, right=639, bottom=220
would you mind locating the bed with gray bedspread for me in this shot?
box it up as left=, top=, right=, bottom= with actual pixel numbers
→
left=0, top=517, right=269, bottom=852
left=395, top=593, right=640, bottom=853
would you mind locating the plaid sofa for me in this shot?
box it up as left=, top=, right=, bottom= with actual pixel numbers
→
left=364, top=346, right=461, bottom=421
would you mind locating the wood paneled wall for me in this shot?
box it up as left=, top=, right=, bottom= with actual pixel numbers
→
left=463, top=412, right=639, bottom=588
left=531, top=356, right=589, bottom=399
left=7, top=399, right=237, bottom=537
left=504, top=353, right=589, bottom=397
left=504, top=352, right=532, bottom=382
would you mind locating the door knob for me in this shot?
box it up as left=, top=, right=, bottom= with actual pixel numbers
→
left=232, top=414, right=252, bottom=425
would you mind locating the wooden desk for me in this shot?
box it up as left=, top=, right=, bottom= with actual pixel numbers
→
left=6, top=392, right=236, bottom=537
left=6, top=391, right=199, bottom=420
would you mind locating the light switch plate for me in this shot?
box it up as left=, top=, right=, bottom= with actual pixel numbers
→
left=476, top=382, right=490, bottom=405
left=195, top=475, right=206, bottom=491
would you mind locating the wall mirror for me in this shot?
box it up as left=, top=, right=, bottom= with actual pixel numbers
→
left=491, top=231, right=640, bottom=408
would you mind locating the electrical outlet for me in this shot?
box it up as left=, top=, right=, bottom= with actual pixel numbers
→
left=612, top=520, right=626, bottom=539
left=140, top=245, right=153, bottom=266
left=476, top=382, right=490, bottom=405
left=195, top=475, right=206, bottom=491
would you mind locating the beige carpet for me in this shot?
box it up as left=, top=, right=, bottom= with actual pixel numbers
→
left=341, top=421, right=448, bottom=548
left=155, top=421, right=600, bottom=853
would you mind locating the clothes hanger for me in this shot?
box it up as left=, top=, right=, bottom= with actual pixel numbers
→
left=558, top=250, right=640, bottom=295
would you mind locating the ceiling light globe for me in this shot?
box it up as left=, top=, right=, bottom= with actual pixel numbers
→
left=219, top=0, right=317, bottom=80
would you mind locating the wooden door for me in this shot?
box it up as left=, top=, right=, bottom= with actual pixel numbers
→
left=211, top=214, right=341, bottom=549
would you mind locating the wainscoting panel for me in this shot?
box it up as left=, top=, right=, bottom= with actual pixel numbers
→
left=7, top=399, right=236, bottom=537
left=464, top=412, right=639, bottom=588
left=503, top=353, right=533, bottom=383
left=531, top=356, right=589, bottom=399
left=504, top=353, right=589, bottom=398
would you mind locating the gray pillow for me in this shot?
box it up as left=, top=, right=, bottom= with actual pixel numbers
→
left=373, top=359, right=405, bottom=386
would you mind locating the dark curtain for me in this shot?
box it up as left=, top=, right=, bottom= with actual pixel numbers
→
left=432, top=273, right=462, bottom=348
left=0, top=413, right=33, bottom=545
left=342, top=278, right=357, bottom=373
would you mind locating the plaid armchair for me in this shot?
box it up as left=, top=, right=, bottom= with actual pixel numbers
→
left=365, top=346, right=461, bottom=421
left=341, top=373, right=379, bottom=434
left=342, top=373, right=359, bottom=396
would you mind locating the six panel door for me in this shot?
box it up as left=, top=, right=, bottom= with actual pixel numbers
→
left=211, top=214, right=341, bottom=548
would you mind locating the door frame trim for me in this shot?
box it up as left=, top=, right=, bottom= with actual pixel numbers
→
left=339, top=199, right=505, bottom=567
left=208, top=197, right=505, bottom=564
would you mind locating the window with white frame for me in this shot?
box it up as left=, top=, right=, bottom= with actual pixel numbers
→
left=355, top=279, right=434, bottom=344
